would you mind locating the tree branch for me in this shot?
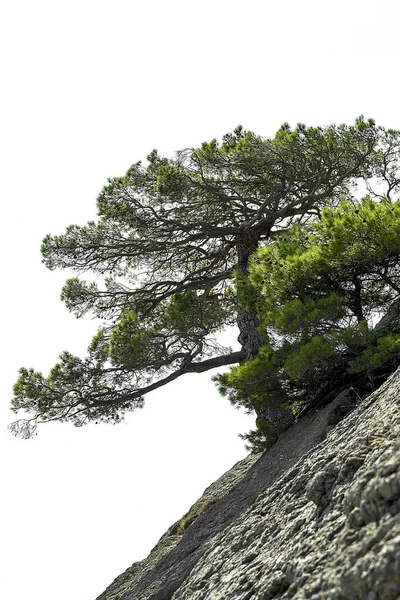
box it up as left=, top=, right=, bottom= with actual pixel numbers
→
left=128, top=350, right=245, bottom=398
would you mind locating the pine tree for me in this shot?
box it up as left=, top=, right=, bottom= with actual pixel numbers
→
left=218, top=196, right=400, bottom=450
left=11, top=119, right=398, bottom=439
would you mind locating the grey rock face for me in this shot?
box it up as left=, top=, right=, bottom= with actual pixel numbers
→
left=374, top=300, right=400, bottom=335
left=97, top=371, right=400, bottom=600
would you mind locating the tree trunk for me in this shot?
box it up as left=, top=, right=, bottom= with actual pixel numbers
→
left=236, top=229, right=295, bottom=436
left=373, top=300, right=400, bottom=335
left=235, top=230, right=263, bottom=361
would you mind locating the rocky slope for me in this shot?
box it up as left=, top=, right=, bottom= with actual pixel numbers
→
left=97, top=369, right=400, bottom=600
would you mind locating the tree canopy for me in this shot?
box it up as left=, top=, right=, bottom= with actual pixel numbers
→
left=10, top=118, right=400, bottom=440
left=217, top=196, right=400, bottom=450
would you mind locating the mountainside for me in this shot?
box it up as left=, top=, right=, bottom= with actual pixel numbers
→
left=97, top=369, right=400, bottom=600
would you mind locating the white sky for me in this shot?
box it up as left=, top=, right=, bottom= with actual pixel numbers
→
left=1, top=1, right=400, bottom=598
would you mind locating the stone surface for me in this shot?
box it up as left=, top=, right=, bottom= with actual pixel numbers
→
left=97, top=370, right=400, bottom=600
left=374, top=300, right=400, bottom=335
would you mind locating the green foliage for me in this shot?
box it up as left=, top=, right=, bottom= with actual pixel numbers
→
left=109, top=312, right=166, bottom=371
left=11, top=119, right=400, bottom=439
left=10, top=346, right=141, bottom=438
left=239, top=419, right=281, bottom=453
left=216, top=346, right=287, bottom=413
left=215, top=344, right=298, bottom=453
left=348, top=333, right=400, bottom=374
left=221, top=197, right=400, bottom=451
left=166, top=290, right=230, bottom=335
left=251, top=196, right=400, bottom=320
left=283, top=335, right=341, bottom=382
left=265, top=294, right=347, bottom=340
left=232, top=268, right=260, bottom=315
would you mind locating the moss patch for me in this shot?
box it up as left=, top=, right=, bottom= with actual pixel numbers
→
left=177, top=497, right=223, bottom=534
